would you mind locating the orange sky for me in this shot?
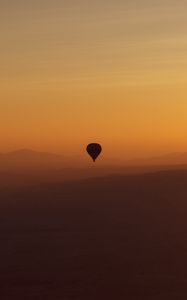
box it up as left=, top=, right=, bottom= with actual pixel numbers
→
left=1, top=1, right=187, bottom=159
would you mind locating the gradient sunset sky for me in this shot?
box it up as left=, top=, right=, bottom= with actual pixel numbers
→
left=1, top=0, right=187, bottom=159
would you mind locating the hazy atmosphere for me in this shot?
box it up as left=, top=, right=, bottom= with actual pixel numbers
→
left=1, top=1, right=187, bottom=300
left=1, top=0, right=187, bottom=158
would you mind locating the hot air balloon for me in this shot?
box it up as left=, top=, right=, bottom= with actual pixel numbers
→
left=87, top=143, right=102, bottom=162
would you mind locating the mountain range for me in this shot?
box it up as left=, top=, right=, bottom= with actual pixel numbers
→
left=1, top=149, right=187, bottom=169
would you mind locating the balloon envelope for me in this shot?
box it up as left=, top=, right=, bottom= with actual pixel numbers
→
left=87, top=143, right=102, bottom=162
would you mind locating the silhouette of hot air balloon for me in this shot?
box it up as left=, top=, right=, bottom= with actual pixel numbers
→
left=87, top=143, right=102, bottom=162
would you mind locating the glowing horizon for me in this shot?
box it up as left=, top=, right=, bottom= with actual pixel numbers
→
left=1, top=1, right=187, bottom=159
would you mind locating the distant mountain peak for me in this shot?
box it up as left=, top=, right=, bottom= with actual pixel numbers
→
left=9, top=149, right=36, bottom=155
left=5, top=149, right=61, bottom=157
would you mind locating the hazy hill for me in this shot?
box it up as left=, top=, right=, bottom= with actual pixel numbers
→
left=1, top=170, right=187, bottom=299
left=1, top=149, right=187, bottom=170
left=0, top=149, right=68, bottom=171
left=127, top=152, right=187, bottom=166
left=1, top=149, right=187, bottom=188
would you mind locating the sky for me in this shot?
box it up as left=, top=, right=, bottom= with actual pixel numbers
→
left=1, top=0, right=187, bottom=159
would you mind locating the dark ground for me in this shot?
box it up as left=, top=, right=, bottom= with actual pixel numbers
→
left=1, top=170, right=187, bottom=299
